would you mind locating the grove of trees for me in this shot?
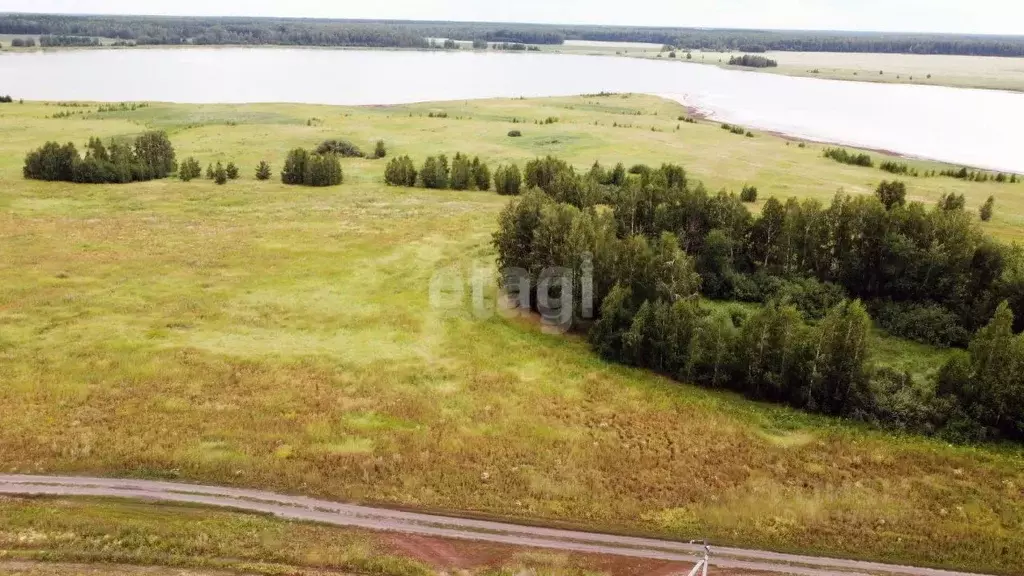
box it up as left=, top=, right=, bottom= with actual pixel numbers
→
left=23, top=131, right=176, bottom=183
left=728, top=54, right=778, bottom=68
left=492, top=155, right=1024, bottom=442
left=281, top=148, right=343, bottom=186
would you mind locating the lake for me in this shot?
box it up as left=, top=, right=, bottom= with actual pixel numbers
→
left=2, top=47, right=1022, bottom=172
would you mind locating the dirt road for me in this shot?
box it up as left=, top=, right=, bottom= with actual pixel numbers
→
left=0, top=475, right=986, bottom=576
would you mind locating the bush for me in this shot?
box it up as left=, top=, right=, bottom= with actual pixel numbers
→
left=0, top=95, right=13, bottom=103
left=740, top=185, right=758, bottom=203
left=315, top=139, right=364, bottom=158
left=225, top=162, right=239, bottom=180
left=508, top=130, right=522, bottom=137
left=383, top=155, right=417, bottom=187
left=255, top=160, right=272, bottom=180
left=281, top=149, right=309, bottom=185
left=494, top=164, right=522, bottom=196
left=980, top=196, right=995, bottom=222
left=213, top=162, right=228, bottom=185
left=373, top=140, right=387, bottom=159
left=729, top=54, right=778, bottom=68
left=875, top=301, right=970, bottom=347
left=179, top=157, right=202, bottom=181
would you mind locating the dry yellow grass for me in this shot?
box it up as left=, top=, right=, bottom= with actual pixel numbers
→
left=0, top=96, right=1022, bottom=574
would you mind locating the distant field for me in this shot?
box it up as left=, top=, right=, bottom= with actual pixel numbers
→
left=0, top=95, right=1022, bottom=574
left=543, top=42, right=1024, bottom=92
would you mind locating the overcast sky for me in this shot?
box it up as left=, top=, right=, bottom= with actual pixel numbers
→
left=2, top=0, right=1022, bottom=35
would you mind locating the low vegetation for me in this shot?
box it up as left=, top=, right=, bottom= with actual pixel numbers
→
left=1, top=95, right=1022, bottom=574
left=823, top=146, right=873, bottom=167
left=728, top=54, right=778, bottom=68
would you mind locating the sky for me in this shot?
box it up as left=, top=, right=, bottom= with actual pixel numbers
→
left=1, top=0, right=1022, bottom=35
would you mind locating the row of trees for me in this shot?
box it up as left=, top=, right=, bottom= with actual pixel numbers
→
left=384, top=153, right=492, bottom=191
left=39, top=35, right=99, bottom=47
left=823, top=147, right=873, bottom=167
left=23, top=132, right=176, bottom=183
left=9, top=37, right=36, bottom=47
left=728, top=54, right=778, bottom=68
left=829, top=148, right=1020, bottom=184
left=492, top=158, right=1024, bottom=441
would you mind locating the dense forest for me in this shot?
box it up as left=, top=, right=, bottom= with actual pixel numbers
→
left=479, top=156, right=1024, bottom=443
left=2, top=14, right=1023, bottom=56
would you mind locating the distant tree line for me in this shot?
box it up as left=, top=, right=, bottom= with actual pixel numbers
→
left=39, top=35, right=100, bottom=47
left=7, top=15, right=1024, bottom=56
left=492, top=155, right=1024, bottom=442
left=728, top=54, right=778, bottom=68
left=823, top=147, right=874, bottom=167
left=23, top=131, right=176, bottom=183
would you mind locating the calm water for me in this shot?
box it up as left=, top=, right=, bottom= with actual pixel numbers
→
left=2, top=47, right=1023, bottom=172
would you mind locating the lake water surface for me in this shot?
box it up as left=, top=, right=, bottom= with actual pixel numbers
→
left=2, top=47, right=1022, bottom=172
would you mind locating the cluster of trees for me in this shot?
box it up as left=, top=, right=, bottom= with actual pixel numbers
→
left=9, top=37, right=36, bottom=47
left=7, top=15, right=1024, bottom=57
left=880, top=161, right=919, bottom=177
left=39, top=35, right=100, bottom=47
left=23, top=131, right=176, bottom=183
left=940, top=166, right=1019, bottom=184
left=492, top=155, right=1024, bottom=441
left=823, top=147, right=873, bottom=167
left=410, top=153, right=492, bottom=190
left=0, top=95, right=13, bottom=103
left=281, top=148, right=343, bottom=186
left=179, top=158, right=271, bottom=183
left=728, top=54, right=778, bottom=68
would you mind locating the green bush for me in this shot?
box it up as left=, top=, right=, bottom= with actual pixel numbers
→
left=255, top=160, right=272, bottom=181
left=374, top=140, right=387, bottom=159
left=383, top=155, right=417, bottom=187
left=179, top=157, right=202, bottom=181
left=740, top=185, right=758, bottom=203
left=508, top=130, right=522, bottom=137
left=225, top=162, right=239, bottom=180
left=315, top=139, right=364, bottom=158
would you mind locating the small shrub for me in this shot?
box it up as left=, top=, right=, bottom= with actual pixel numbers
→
left=508, top=130, right=522, bottom=137
left=255, top=161, right=272, bottom=181
left=374, top=140, right=387, bottom=159
left=213, top=162, right=228, bottom=185
left=740, top=185, right=758, bottom=203
left=980, top=196, right=995, bottom=222
left=178, top=157, right=202, bottom=181
left=315, top=139, right=364, bottom=158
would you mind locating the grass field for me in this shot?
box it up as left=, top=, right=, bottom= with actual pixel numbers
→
left=1, top=95, right=1023, bottom=574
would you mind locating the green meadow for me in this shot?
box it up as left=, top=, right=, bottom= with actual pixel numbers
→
left=0, top=95, right=1022, bottom=574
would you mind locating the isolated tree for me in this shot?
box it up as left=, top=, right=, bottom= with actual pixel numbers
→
left=875, top=180, right=907, bottom=210
left=206, top=163, right=215, bottom=180
left=225, top=162, right=239, bottom=180
left=255, top=160, right=272, bottom=181
left=374, top=140, right=387, bottom=159
left=980, top=195, right=995, bottom=222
